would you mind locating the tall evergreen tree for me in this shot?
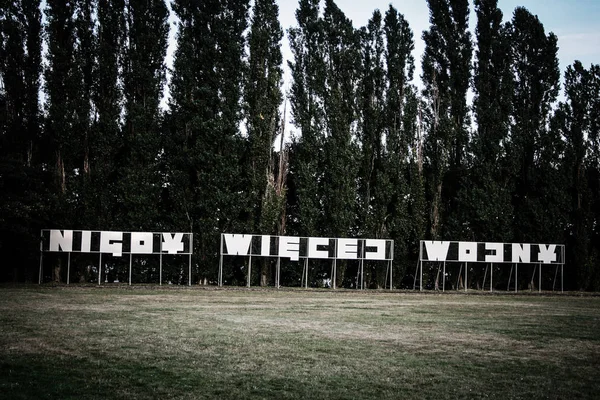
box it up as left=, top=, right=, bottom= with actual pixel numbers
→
left=383, top=6, right=419, bottom=268
left=554, top=61, right=599, bottom=289
left=244, top=0, right=284, bottom=286
left=287, top=0, right=325, bottom=237
left=0, top=0, right=43, bottom=281
left=320, top=0, right=361, bottom=287
left=72, top=0, right=98, bottom=229
left=320, top=0, right=359, bottom=240
left=94, top=0, right=125, bottom=229
left=117, top=0, right=169, bottom=231
left=166, top=0, right=249, bottom=282
left=244, top=0, right=284, bottom=234
left=464, top=0, right=513, bottom=242
left=356, top=10, right=386, bottom=241
left=421, top=0, right=472, bottom=239
left=508, top=7, right=561, bottom=243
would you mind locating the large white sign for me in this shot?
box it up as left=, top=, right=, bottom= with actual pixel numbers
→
left=41, top=230, right=193, bottom=256
left=419, top=241, right=565, bottom=264
left=221, top=234, right=393, bottom=261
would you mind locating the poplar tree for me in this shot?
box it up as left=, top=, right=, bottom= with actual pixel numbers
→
left=244, top=0, right=284, bottom=286
left=244, top=0, right=284, bottom=234
left=466, top=0, right=513, bottom=242
left=383, top=6, right=419, bottom=272
left=554, top=61, right=599, bottom=289
left=320, top=0, right=359, bottom=240
left=287, top=0, right=325, bottom=237
left=356, top=10, right=386, bottom=241
left=421, top=0, right=472, bottom=239
left=508, top=7, right=561, bottom=243
left=0, top=0, right=43, bottom=280
left=166, top=0, right=249, bottom=281
left=118, top=0, right=169, bottom=231
left=94, top=0, right=125, bottom=229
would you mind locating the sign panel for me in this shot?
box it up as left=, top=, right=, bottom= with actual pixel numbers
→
left=221, top=234, right=394, bottom=261
left=419, top=241, right=565, bottom=264
left=41, top=230, right=193, bottom=256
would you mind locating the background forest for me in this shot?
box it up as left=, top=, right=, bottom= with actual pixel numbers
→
left=1, top=0, right=599, bottom=290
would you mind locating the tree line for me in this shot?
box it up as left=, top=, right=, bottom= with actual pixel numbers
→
left=1, top=0, right=599, bottom=290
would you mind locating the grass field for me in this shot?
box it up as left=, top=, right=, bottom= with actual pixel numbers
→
left=0, top=286, right=599, bottom=399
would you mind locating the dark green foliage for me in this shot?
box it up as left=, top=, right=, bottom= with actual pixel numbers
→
left=245, top=0, right=284, bottom=234
left=1, top=0, right=600, bottom=290
left=165, top=0, right=250, bottom=282
left=508, top=7, right=561, bottom=243
left=462, top=0, right=514, bottom=242
left=554, top=62, right=600, bottom=290
left=421, top=0, right=473, bottom=239
left=287, top=0, right=325, bottom=238
left=116, top=0, right=169, bottom=231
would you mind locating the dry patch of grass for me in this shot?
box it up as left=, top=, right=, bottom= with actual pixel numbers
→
left=0, top=287, right=599, bottom=399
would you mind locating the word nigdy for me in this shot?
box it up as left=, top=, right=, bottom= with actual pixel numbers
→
left=421, top=241, right=565, bottom=264
left=222, top=234, right=392, bottom=261
left=43, top=230, right=191, bottom=257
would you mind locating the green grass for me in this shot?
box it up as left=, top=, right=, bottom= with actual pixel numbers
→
left=1, top=286, right=599, bottom=399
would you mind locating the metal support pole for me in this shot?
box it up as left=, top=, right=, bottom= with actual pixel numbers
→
left=39, top=252, right=43, bottom=284
left=39, top=234, right=43, bottom=284
left=413, top=260, right=419, bottom=290
left=333, top=241, right=337, bottom=290
left=305, top=259, right=309, bottom=288
left=420, top=260, right=423, bottom=291
left=389, top=260, right=393, bottom=291
left=276, top=257, right=280, bottom=289
left=129, top=254, right=132, bottom=286
left=98, top=253, right=102, bottom=285
left=189, top=233, right=193, bottom=286
left=561, top=265, right=563, bottom=293
left=360, top=258, right=364, bottom=290
left=390, top=241, right=394, bottom=290
left=515, top=264, right=518, bottom=293
left=159, top=239, right=163, bottom=286
left=507, top=264, right=514, bottom=291
left=456, top=264, right=462, bottom=291
left=539, top=263, right=541, bottom=293
left=67, top=253, right=71, bottom=285
left=247, top=255, right=252, bottom=288
left=219, top=234, right=223, bottom=287
left=482, top=265, right=488, bottom=291
left=443, top=261, right=446, bottom=292
left=490, top=263, right=493, bottom=292
left=553, top=265, right=558, bottom=291
left=465, top=262, right=468, bottom=292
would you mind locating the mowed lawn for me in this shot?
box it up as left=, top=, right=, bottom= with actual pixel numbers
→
left=0, top=287, right=599, bottom=399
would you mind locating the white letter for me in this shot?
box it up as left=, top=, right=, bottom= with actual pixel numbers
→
left=50, top=230, right=73, bottom=252
left=538, top=244, right=557, bottom=264
left=261, top=235, right=270, bottom=256
left=365, top=239, right=386, bottom=260
left=163, top=233, right=185, bottom=254
left=458, top=242, right=477, bottom=262
left=223, top=234, right=251, bottom=256
left=279, top=236, right=300, bottom=261
left=512, top=243, right=530, bottom=263
left=337, top=238, right=358, bottom=260
left=485, top=242, right=504, bottom=263
left=308, top=237, right=329, bottom=259
left=423, top=241, right=450, bottom=261
left=131, top=232, right=153, bottom=254
left=80, top=231, right=91, bottom=253
left=100, top=231, right=123, bottom=256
